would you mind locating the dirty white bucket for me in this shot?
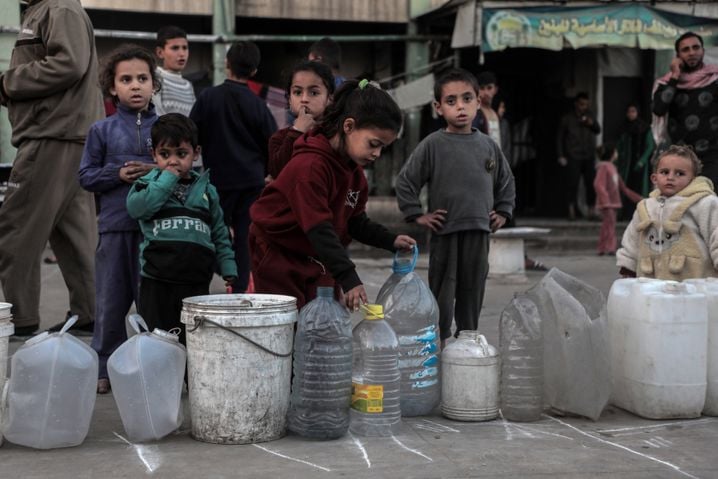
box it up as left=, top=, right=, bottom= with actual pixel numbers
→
left=0, top=303, right=13, bottom=447
left=181, top=294, right=297, bottom=444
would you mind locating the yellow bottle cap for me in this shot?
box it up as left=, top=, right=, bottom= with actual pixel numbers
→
left=362, top=304, right=384, bottom=320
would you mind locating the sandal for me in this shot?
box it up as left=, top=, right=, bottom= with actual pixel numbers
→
left=525, top=258, right=549, bottom=271
left=97, top=378, right=110, bottom=394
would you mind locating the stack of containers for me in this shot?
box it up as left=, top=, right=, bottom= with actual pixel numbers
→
left=684, top=278, right=718, bottom=416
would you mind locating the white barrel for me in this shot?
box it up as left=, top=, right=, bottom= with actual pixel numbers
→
left=608, top=280, right=707, bottom=419
left=685, top=278, right=718, bottom=416
left=441, top=331, right=499, bottom=421
left=180, top=294, right=297, bottom=444
left=0, top=303, right=13, bottom=447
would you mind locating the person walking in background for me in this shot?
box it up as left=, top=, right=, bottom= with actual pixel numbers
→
left=557, top=92, right=601, bottom=220
left=0, top=0, right=104, bottom=336
left=78, top=45, right=159, bottom=394
left=250, top=80, right=415, bottom=310
left=267, top=60, right=334, bottom=181
left=593, top=143, right=642, bottom=257
left=190, top=42, right=277, bottom=292
left=616, top=103, right=654, bottom=219
left=153, top=26, right=195, bottom=117
left=396, top=69, right=515, bottom=348
left=653, top=31, right=718, bottom=186
left=308, top=37, right=346, bottom=87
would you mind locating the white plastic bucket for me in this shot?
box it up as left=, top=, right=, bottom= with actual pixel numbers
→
left=0, top=302, right=13, bottom=447
left=181, top=294, right=297, bottom=444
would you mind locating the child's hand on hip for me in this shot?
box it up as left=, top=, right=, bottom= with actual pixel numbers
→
left=415, top=209, right=447, bottom=232
left=489, top=210, right=507, bottom=232
left=344, top=284, right=367, bottom=312
left=393, top=235, right=416, bottom=251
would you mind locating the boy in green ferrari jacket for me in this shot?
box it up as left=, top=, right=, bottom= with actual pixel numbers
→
left=127, top=113, right=237, bottom=343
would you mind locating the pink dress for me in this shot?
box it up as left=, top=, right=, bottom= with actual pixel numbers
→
left=593, top=161, right=643, bottom=254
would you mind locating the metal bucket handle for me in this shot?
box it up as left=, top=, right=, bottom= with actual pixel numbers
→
left=187, top=315, right=292, bottom=358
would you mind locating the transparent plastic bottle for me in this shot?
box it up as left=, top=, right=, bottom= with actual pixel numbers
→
left=350, top=304, right=401, bottom=437
left=288, top=287, right=353, bottom=439
left=499, top=293, right=543, bottom=422
left=1, top=316, right=98, bottom=449
left=108, top=314, right=186, bottom=442
left=376, top=247, right=440, bottom=416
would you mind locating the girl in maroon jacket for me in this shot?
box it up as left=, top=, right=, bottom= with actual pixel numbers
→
left=250, top=79, right=416, bottom=310
left=267, top=60, right=335, bottom=180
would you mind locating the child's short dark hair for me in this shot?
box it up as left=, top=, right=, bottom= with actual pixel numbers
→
left=308, top=37, right=342, bottom=70
left=226, top=42, right=260, bottom=79
left=318, top=80, right=402, bottom=139
left=100, top=44, right=161, bottom=103
left=433, top=68, right=480, bottom=102
left=653, top=144, right=703, bottom=175
left=156, top=25, right=187, bottom=48
left=596, top=143, right=616, bottom=162
left=285, top=60, right=335, bottom=99
left=477, top=71, right=497, bottom=87
left=151, top=113, right=199, bottom=150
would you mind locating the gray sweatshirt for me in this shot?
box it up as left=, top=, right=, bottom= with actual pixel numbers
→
left=396, top=129, right=515, bottom=235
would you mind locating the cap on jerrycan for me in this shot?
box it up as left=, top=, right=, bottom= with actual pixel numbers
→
left=362, top=304, right=384, bottom=320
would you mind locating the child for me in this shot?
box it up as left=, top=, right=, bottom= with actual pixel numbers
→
left=78, top=44, right=160, bottom=394
left=190, top=41, right=277, bottom=292
left=308, top=37, right=346, bottom=87
left=395, top=68, right=515, bottom=347
left=249, top=80, right=416, bottom=310
left=127, top=114, right=237, bottom=345
left=153, top=26, right=195, bottom=117
left=593, top=143, right=643, bottom=256
left=617, top=145, right=718, bottom=280
left=267, top=60, right=334, bottom=180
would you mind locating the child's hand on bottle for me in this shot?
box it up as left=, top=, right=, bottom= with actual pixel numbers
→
left=293, top=107, right=316, bottom=133
left=344, top=284, right=367, bottom=312
left=393, top=235, right=416, bottom=252
left=119, top=161, right=154, bottom=183
left=489, top=210, right=507, bottom=232
left=415, top=209, right=447, bottom=232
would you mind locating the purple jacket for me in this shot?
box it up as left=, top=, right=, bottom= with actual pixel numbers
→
left=78, top=104, right=157, bottom=233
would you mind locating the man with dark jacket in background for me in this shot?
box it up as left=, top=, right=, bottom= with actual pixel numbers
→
left=0, top=0, right=104, bottom=336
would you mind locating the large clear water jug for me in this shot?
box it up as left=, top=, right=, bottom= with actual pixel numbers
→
left=608, top=279, right=707, bottom=419
left=350, top=304, right=401, bottom=437
left=685, top=278, right=718, bottom=416
left=442, top=331, right=499, bottom=421
left=288, top=286, right=353, bottom=439
left=499, top=293, right=543, bottom=422
left=1, top=316, right=98, bottom=449
left=376, top=247, right=440, bottom=416
left=108, top=314, right=186, bottom=442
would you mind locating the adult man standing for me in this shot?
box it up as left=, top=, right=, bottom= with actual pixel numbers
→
left=557, top=92, right=601, bottom=220
left=0, top=0, right=104, bottom=335
left=653, top=32, right=718, bottom=185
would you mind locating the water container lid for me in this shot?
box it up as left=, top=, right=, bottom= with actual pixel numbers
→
left=152, top=328, right=181, bottom=342
left=362, top=304, right=384, bottom=320
left=316, top=286, right=334, bottom=298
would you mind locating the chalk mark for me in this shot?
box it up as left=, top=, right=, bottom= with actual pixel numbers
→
left=546, top=416, right=699, bottom=479
left=252, top=444, right=331, bottom=472
left=391, top=435, right=433, bottom=462
left=597, top=419, right=715, bottom=437
left=417, top=419, right=460, bottom=433
left=350, top=432, right=372, bottom=468
left=113, top=431, right=161, bottom=474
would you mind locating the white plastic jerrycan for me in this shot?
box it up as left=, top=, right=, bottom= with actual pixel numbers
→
left=441, top=331, right=499, bottom=422
left=108, top=314, right=186, bottom=442
left=608, top=279, right=707, bottom=419
left=684, top=278, right=718, bottom=416
left=1, top=315, right=98, bottom=449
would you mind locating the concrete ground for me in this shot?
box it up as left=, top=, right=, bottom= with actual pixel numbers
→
left=1, top=248, right=717, bottom=478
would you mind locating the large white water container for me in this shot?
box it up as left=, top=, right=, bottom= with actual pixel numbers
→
left=684, top=278, right=718, bottom=416
left=608, top=279, right=707, bottom=419
left=1, top=316, right=98, bottom=449
left=0, top=303, right=13, bottom=447
left=441, top=331, right=499, bottom=421
left=108, top=314, right=186, bottom=442
left=181, top=294, right=297, bottom=444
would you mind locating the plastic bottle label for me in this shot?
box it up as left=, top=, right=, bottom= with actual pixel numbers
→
left=351, top=383, right=383, bottom=413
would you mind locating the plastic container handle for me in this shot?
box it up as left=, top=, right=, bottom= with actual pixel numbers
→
left=127, top=314, right=149, bottom=334
left=60, top=315, right=79, bottom=335
left=392, top=245, right=418, bottom=274
left=478, top=334, right=489, bottom=355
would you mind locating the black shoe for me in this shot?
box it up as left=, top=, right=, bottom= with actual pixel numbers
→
left=12, top=325, right=38, bottom=337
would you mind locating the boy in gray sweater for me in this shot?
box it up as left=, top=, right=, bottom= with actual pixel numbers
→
left=396, top=69, right=515, bottom=347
